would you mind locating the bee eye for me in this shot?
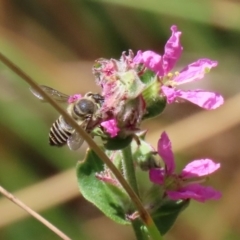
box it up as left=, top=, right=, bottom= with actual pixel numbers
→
left=74, top=99, right=95, bottom=116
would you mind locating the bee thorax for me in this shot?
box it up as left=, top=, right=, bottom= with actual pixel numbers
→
left=74, top=99, right=95, bottom=117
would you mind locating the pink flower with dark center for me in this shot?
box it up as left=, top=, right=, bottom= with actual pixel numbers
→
left=68, top=94, right=82, bottom=103
left=149, top=132, right=221, bottom=202
left=133, top=25, right=224, bottom=110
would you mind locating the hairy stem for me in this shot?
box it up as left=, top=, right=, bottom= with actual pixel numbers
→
left=0, top=52, right=163, bottom=240
left=122, top=145, right=139, bottom=195
left=132, top=220, right=148, bottom=240
left=122, top=145, right=143, bottom=240
left=0, top=186, right=71, bottom=240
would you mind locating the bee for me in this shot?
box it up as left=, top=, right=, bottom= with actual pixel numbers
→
left=30, top=85, right=104, bottom=150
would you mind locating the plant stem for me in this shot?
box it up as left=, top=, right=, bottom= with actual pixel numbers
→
left=122, top=145, right=144, bottom=240
left=122, top=145, right=139, bottom=196
left=0, top=186, right=71, bottom=240
left=132, top=220, right=148, bottom=240
left=0, top=52, right=163, bottom=240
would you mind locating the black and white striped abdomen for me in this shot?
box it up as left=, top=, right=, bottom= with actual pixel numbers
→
left=49, top=117, right=72, bottom=146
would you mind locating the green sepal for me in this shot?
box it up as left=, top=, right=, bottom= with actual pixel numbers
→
left=103, top=135, right=133, bottom=150
left=131, top=132, right=158, bottom=170
left=142, top=79, right=167, bottom=120
left=152, top=199, right=190, bottom=235
left=118, top=70, right=146, bottom=99
left=139, top=69, right=156, bottom=84
left=143, top=95, right=167, bottom=120
left=76, top=149, right=130, bottom=225
left=91, top=128, right=133, bottom=150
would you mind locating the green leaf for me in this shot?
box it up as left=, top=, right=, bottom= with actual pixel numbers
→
left=152, top=199, right=190, bottom=235
left=76, top=149, right=131, bottom=225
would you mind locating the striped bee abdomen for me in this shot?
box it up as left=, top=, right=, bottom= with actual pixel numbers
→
left=49, top=118, right=72, bottom=146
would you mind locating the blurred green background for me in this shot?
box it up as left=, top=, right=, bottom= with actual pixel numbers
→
left=0, top=0, right=240, bottom=239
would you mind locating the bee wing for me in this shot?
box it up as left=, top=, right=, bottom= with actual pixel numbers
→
left=30, top=85, right=69, bottom=102
left=67, top=131, right=84, bottom=151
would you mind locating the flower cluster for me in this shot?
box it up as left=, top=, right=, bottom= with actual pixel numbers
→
left=92, top=52, right=146, bottom=139
left=88, top=25, right=223, bottom=203
left=75, top=24, right=224, bottom=235
left=90, top=25, right=223, bottom=141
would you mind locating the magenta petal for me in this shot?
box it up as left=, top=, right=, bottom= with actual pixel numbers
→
left=167, top=184, right=221, bottom=202
left=133, top=50, right=164, bottom=76
left=181, top=159, right=221, bottom=178
left=176, top=89, right=224, bottom=109
left=149, top=168, right=164, bottom=185
left=158, top=132, right=175, bottom=174
left=163, top=25, right=183, bottom=74
left=68, top=94, right=82, bottom=103
left=161, top=86, right=177, bottom=103
left=101, top=119, right=120, bottom=138
left=174, top=59, right=218, bottom=84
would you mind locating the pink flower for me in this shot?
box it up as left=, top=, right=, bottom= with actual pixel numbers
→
left=101, top=119, right=120, bottom=138
left=133, top=25, right=224, bottom=110
left=149, top=132, right=221, bottom=202
left=68, top=94, right=82, bottom=103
